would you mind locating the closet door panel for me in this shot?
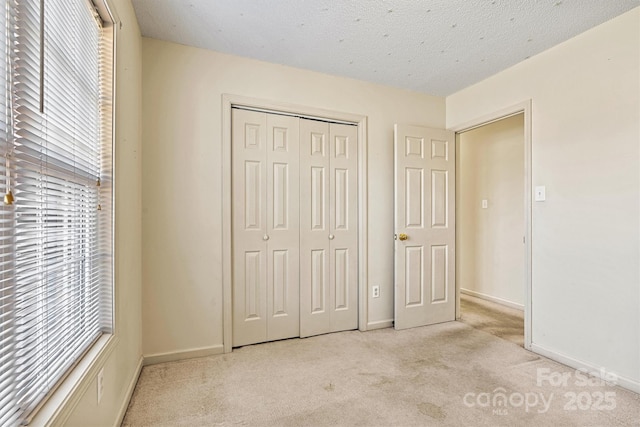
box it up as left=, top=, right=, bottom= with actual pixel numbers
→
left=301, top=120, right=358, bottom=337
left=329, top=123, right=358, bottom=332
left=300, top=119, right=331, bottom=337
left=266, top=114, right=300, bottom=341
left=232, top=109, right=268, bottom=346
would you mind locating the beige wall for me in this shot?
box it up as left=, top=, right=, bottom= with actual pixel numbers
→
left=63, top=0, right=143, bottom=425
left=141, top=38, right=445, bottom=357
left=447, top=8, right=640, bottom=389
left=458, top=114, right=524, bottom=307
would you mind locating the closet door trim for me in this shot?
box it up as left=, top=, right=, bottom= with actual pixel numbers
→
left=222, top=94, right=369, bottom=353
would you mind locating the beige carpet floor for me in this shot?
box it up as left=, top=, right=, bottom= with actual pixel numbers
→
left=459, top=293, right=524, bottom=347
left=123, top=298, right=639, bottom=426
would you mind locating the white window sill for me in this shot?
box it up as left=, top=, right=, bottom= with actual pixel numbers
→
left=28, top=333, right=119, bottom=426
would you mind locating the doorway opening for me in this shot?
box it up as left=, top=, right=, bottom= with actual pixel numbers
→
left=454, top=108, right=530, bottom=348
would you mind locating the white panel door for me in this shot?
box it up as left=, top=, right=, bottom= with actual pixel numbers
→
left=300, top=119, right=331, bottom=337
left=394, top=124, right=455, bottom=330
left=300, top=119, right=358, bottom=337
left=329, top=123, right=358, bottom=332
left=232, top=109, right=267, bottom=346
left=266, top=114, right=300, bottom=341
left=232, top=109, right=299, bottom=346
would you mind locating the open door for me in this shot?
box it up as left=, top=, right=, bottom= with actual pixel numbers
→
left=394, top=124, right=456, bottom=330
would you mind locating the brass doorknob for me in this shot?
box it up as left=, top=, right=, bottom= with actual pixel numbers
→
left=398, top=233, right=408, bottom=241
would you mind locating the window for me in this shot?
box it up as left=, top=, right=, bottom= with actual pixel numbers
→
left=0, top=0, right=114, bottom=424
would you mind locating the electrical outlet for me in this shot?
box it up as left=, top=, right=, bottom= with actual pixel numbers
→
left=97, top=367, right=104, bottom=404
left=372, top=285, right=380, bottom=298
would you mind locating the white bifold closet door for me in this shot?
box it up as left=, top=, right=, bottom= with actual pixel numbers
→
left=232, top=109, right=300, bottom=347
left=299, top=119, right=358, bottom=337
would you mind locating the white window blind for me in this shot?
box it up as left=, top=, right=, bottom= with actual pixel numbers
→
left=0, top=0, right=114, bottom=424
left=0, top=0, right=14, bottom=423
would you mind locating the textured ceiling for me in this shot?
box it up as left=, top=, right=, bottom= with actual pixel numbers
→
left=130, top=0, right=639, bottom=96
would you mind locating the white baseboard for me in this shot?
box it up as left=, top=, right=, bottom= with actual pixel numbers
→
left=531, top=343, right=640, bottom=395
left=461, top=288, right=524, bottom=311
left=143, top=344, right=225, bottom=366
left=367, top=319, right=393, bottom=330
left=115, top=355, right=143, bottom=426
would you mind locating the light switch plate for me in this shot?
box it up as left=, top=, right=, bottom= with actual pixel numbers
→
left=481, top=199, right=488, bottom=209
left=535, top=186, right=546, bottom=202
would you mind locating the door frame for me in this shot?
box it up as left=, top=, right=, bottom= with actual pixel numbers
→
left=449, top=100, right=532, bottom=350
left=221, top=94, right=369, bottom=353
